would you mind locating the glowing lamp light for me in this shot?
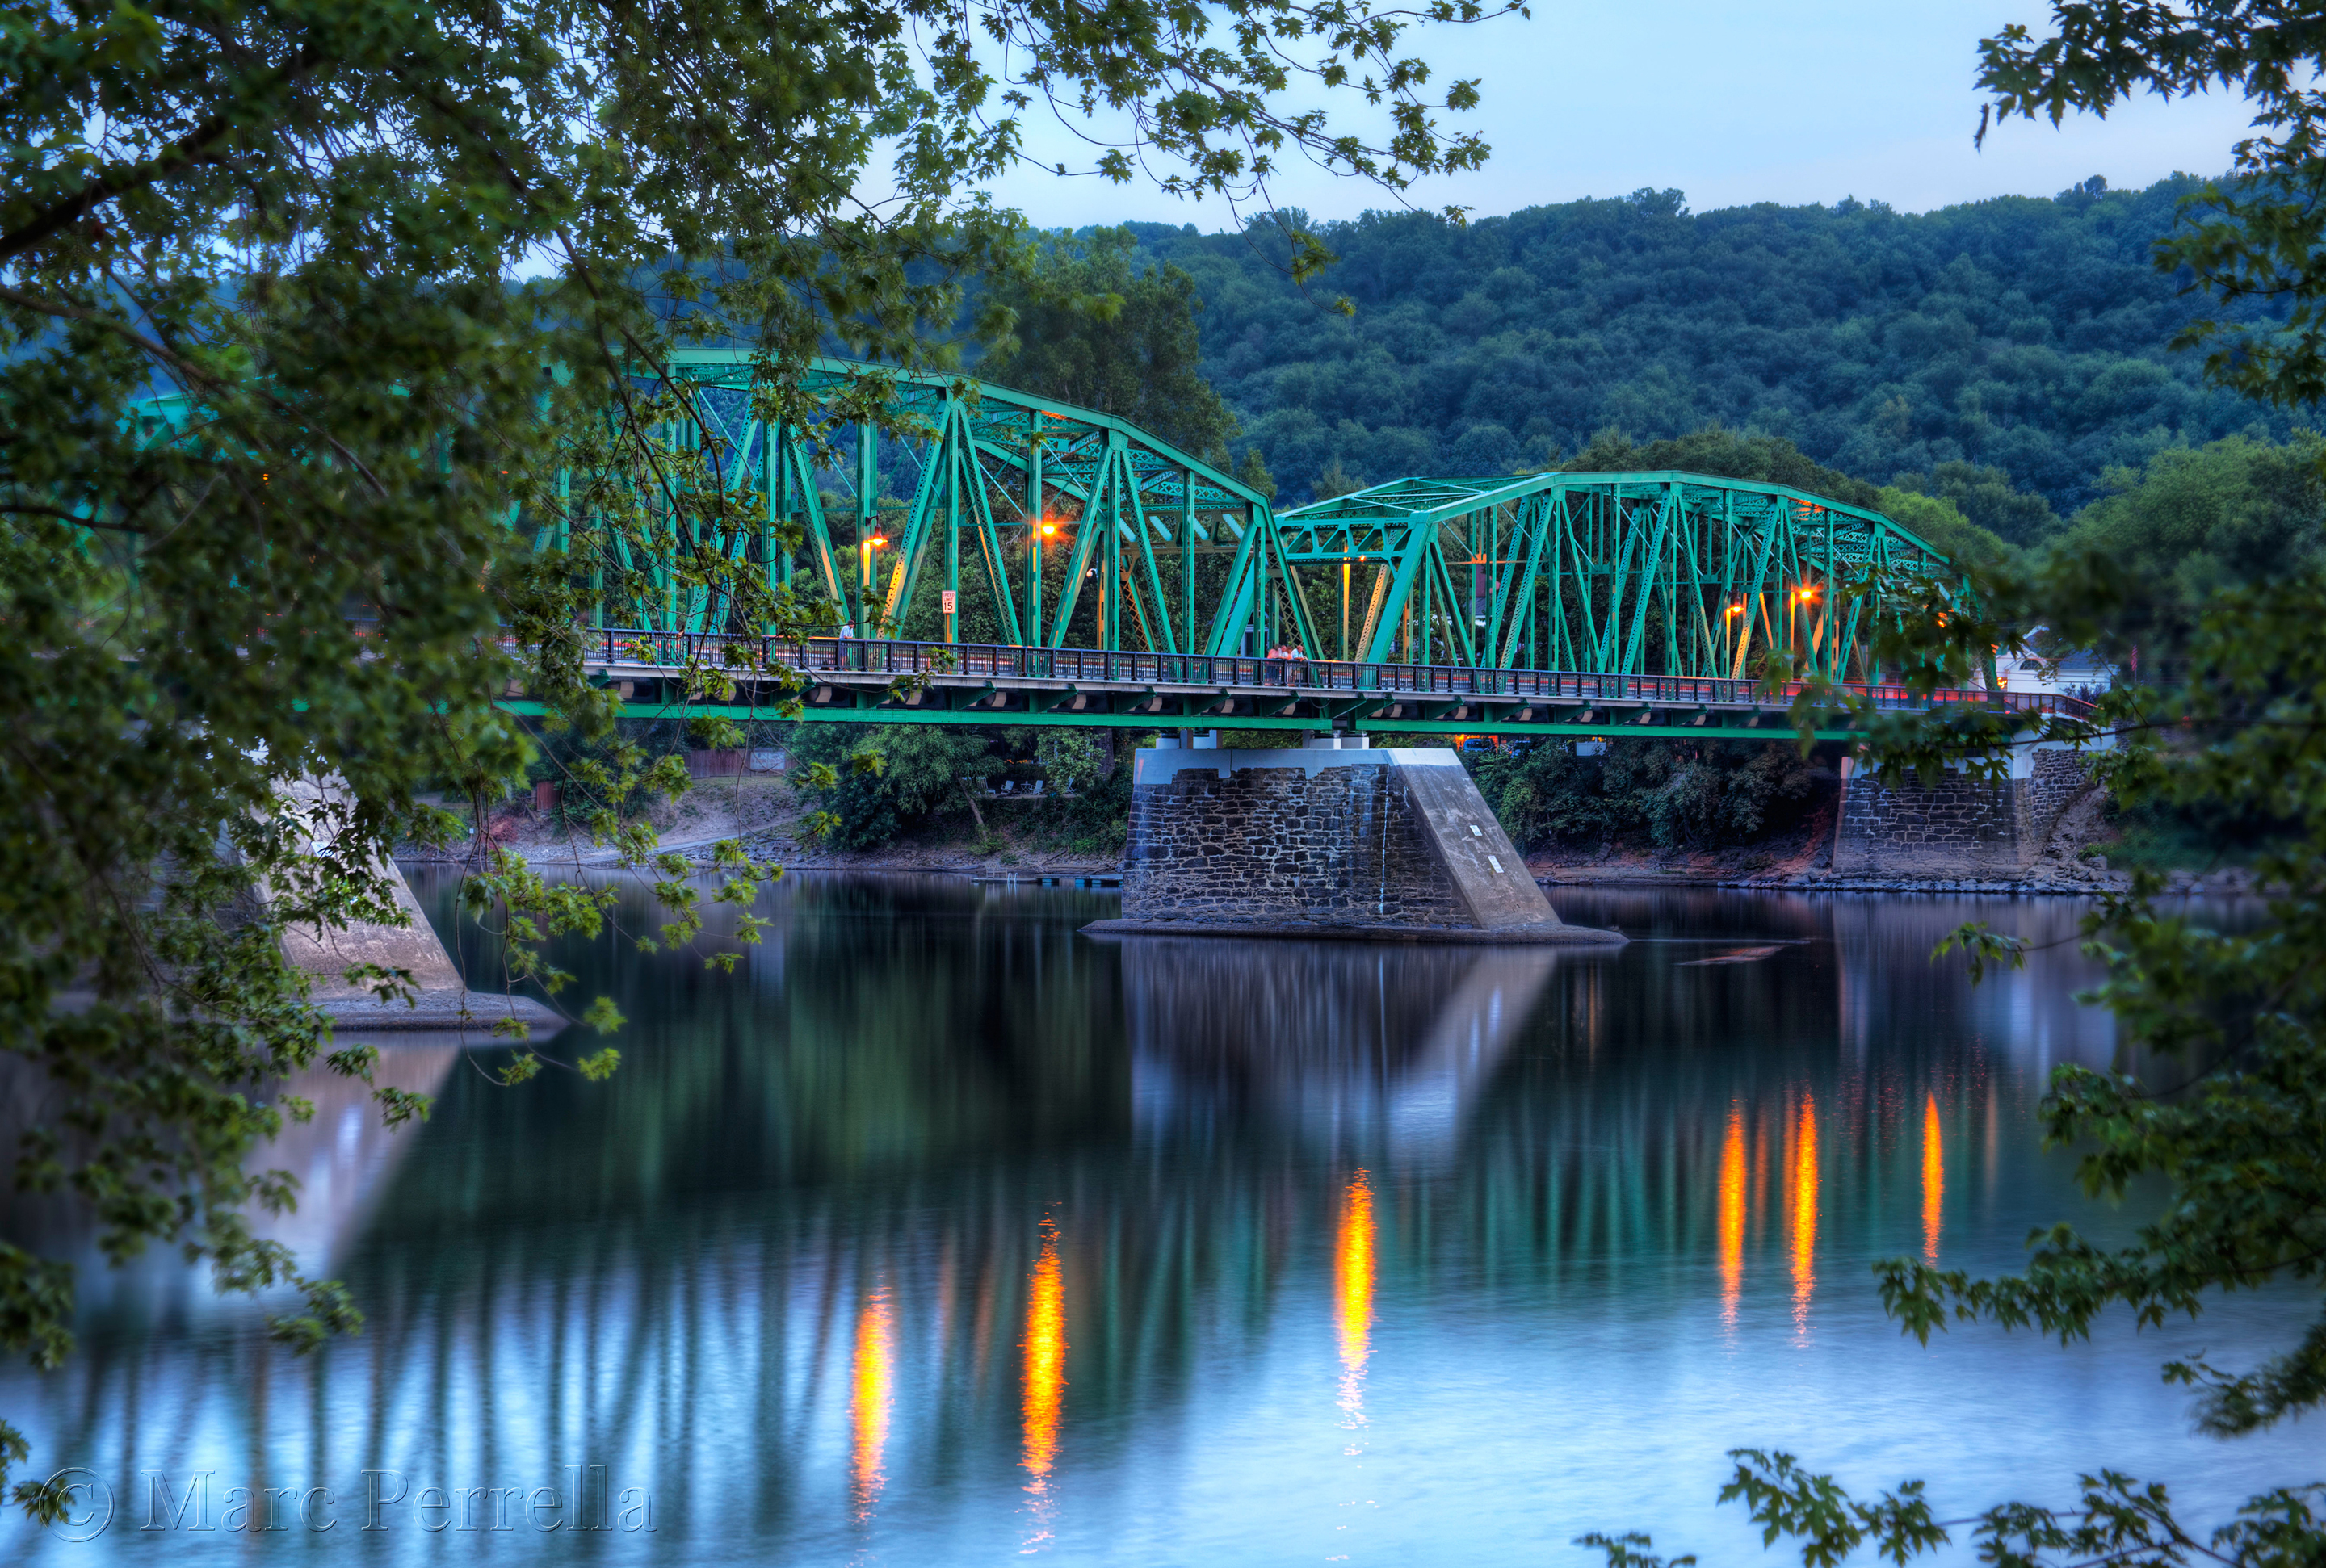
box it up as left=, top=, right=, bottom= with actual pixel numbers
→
left=1041, top=522, right=1057, bottom=535
left=870, top=535, right=888, bottom=548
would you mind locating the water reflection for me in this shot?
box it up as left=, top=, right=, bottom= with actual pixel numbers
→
left=1020, top=1217, right=1066, bottom=1549
left=1791, top=1095, right=1820, bottom=1333
left=1335, top=1170, right=1375, bottom=1433
left=0, top=1038, right=460, bottom=1318
left=1, top=881, right=2307, bottom=1567
left=1718, top=1109, right=1745, bottom=1327
left=1119, top=939, right=1567, bottom=1160
left=1923, top=1093, right=1945, bottom=1264
left=851, top=1285, right=892, bottom=1524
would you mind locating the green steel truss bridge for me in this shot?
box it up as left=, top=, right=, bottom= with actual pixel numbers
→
left=138, top=353, right=2085, bottom=738
left=513, top=354, right=2076, bottom=738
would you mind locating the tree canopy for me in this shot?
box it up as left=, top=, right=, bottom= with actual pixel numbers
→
left=1100, top=180, right=2296, bottom=511
left=2054, top=433, right=2326, bottom=656
left=979, top=227, right=1241, bottom=462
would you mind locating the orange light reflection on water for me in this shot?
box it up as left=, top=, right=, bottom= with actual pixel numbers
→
left=850, top=1285, right=892, bottom=1523
left=1021, top=1220, right=1067, bottom=1548
left=1791, top=1095, right=1819, bottom=1331
left=1335, top=1169, right=1376, bottom=1431
left=1718, top=1109, right=1746, bottom=1325
left=1922, top=1093, right=1944, bottom=1263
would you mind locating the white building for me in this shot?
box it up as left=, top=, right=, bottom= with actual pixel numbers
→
left=1992, top=633, right=2114, bottom=700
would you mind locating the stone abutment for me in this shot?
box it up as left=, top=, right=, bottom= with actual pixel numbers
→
left=1098, top=741, right=1623, bottom=945
left=1831, top=746, right=2101, bottom=878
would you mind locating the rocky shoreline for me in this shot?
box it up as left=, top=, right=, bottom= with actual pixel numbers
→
left=401, top=830, right=1125, bottom=880
left=401, top=783, right=2257, bottom=899
left=1532, top=863, right=2258, bottom=898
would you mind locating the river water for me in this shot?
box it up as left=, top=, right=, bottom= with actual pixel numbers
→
left=0, top=877, right=2315, bottom=1565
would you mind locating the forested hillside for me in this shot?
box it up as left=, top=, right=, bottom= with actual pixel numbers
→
left=1107, top=178, right=2290, bottom=522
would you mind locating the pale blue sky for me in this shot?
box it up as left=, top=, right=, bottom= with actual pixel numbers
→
left=975, top=0, right=2261, bottom=227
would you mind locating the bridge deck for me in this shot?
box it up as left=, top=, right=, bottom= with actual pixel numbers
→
left=503, top=631, right=2091, bottom=740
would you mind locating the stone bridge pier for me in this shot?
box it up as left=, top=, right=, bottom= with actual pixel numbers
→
left=275, top=774, right=564, bottom=1032
left=1830, top=737, right=2107, bottom=879
left=1089, top=737, right=1624, bottom=945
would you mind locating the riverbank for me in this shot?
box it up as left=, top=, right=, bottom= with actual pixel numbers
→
left=1525, top=816, right=2258, bottom=897
left=401, top=778, right=1126, bottom=878
left=404, top=768, right=2252, bottom=897
left=1515, top=783, right=2268, bottom=897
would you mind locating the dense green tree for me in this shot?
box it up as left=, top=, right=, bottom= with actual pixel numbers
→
left=1874, top=487, right=2017, bottom=570
left=1033, top=729, right=1110, bottom=796
left=0, top=0, right=1515, bottom=1513
left=1563, top=426, right=1883, bottom=506
left=1101, top=178, right=2296, bottom=510
left=790, top=725, right=1001, bottom=849
left=2052, top=434, right=2326, bottom=656
left=980, top=227, right=1240, bottom=460
left=1890, top=460, right=2062, bottom=546
left=1975, top=0, right=2326, bottom=411
left=1237, top=446, right=1280, bottom=501
left=1314, top=455, right=1366, bottom=498
left=1474, top=739, right=1821, bottom=854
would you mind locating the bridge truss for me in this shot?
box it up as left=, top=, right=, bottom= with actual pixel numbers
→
left=632, top=350, right=1276, bottom=655
left=613, top=354, right=1952, bottom=685
left=127, top=355, right=1976, bottom=734
left=1274, top=473, right=1952, bottom=681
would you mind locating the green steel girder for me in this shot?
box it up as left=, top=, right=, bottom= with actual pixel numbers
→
left=640, top=351, right=1274, bottom=652
left=1274, top=471, right=1954, bottom=681
left=497, top=696, right=1855, bottom=741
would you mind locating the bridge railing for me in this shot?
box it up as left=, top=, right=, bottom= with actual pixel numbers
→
left=565, top=628, right=2097, bottom=720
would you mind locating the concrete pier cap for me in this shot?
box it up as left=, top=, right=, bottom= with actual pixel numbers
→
left=1081, top=740, right=1625, bottom=946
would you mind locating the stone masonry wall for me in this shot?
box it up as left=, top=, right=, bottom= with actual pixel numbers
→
left=2018, top=748, right=2099, bottom=846
left=1833, top=769, right=2022, bottom=876
left=1833, top=748, right=2101, bottom=877
left=1122, top=759, right=1470, bottom=928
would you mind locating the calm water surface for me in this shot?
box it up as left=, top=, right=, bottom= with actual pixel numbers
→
left=2, top=877, right=2315, bottom=1565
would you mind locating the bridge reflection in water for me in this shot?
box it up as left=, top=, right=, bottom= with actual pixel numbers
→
left=7, top=878, right=2290, bottom=1567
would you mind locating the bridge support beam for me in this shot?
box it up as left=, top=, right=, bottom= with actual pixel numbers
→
left=1090, top=741, right=1623, bottom=944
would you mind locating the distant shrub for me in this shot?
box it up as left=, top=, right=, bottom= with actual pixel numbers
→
left=1473, top=739, right=1823, bottom=853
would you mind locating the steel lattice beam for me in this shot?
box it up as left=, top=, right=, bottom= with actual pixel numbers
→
left=642, top=351, right=1283, bottom=654
left=1273, top=472, right=1953, bottom=681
